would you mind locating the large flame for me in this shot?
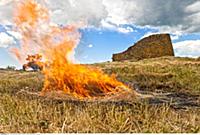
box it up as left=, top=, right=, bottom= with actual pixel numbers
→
left=12, top=0, right=130, bottom=98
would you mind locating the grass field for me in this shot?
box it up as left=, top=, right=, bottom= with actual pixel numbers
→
left=0, top=56, right=200, bottom=133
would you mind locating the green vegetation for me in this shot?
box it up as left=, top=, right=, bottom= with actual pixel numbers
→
left=0, top=57, right=200, bottom=133
left=6, top=66, right=16, bottom=71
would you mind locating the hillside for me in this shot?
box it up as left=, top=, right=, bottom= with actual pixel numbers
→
left=0, top=56, right=200, bottom=133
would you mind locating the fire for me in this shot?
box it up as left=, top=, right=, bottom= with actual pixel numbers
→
left=12, top=0, right=130, bottom=98
left=23, top=54, right=45, bottom=71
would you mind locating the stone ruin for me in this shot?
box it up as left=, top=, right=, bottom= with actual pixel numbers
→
left=112, top=34, right=174, bottom=61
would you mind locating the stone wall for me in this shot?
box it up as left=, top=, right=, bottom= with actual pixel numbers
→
left=112, top=34, right=174, bottom=61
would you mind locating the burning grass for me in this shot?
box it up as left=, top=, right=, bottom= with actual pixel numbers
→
left=10, top=0, right=131, bottom=99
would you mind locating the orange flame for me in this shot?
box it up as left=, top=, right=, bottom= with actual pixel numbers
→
left=12, top=0, right=130, bottom=98
left=22, top=54, right=45, bottom=71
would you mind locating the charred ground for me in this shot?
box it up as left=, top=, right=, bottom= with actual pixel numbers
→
left=0, top=56, right=200, bottom=133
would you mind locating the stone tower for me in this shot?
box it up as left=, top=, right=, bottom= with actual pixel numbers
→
left=112, top=34, right=174, bottom=61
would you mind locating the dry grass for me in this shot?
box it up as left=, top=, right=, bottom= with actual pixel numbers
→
left=0, top=56, right=200, bottom=133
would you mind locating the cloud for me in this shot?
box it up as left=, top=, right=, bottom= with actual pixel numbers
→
left=1, top=0, right=200, bottom=34
left=0, top=24, right=21, bottom=48
left=117, top=26, right=134, bottom=34
left=141, top=31, right=183, bottom=41
left=7, top=30, right=22, bottom=39
left=173, top=40, right=200, bottom=58
left=140, top=31, right=160, bottom=39
left=103, top=0, right=200, bottom=33
left=47, top=0, right=108, bottom=27
left=184, top=1, right=200, bottom=33
left=46, top=0, right=200, bottom=33
left=88, top=44, right=93, bottom=48
left=0, top=32, right=15, bottom=48
left=101, top=20, right=135, bottom=33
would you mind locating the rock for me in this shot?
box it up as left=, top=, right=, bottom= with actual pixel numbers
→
left=112, top=34, right=174, bottom=61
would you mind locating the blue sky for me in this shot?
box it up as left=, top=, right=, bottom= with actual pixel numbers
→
left=76, top=27, right=200, bottom=64
left=0, top=0, right=200, bottom=68
left=76, top=26, right=149, bottom=63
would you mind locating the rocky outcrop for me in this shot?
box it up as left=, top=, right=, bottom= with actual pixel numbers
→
left=112, top=34, right=174, bottom=61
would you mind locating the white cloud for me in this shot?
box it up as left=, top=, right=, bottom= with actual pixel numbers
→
left=1, top=0, right=200, bottom=34
left=47, top=0, right=108, bottom=27
left=101, top=20, right=134, bottom=33
left=0, top=25, right=21, bottom=48
left=88, top=44, right=93, bottom=48
left=140, top=31, right=160, bottom=39
left=185, top=1, right=200, bottom=13
left=173, top=40, right=200, bottom=58
left=7, top=31, right=22, bottom=39
left=101, top=20, right=116, bottom=30
left=141, top=31, right=183, bottom=41
left=171, top=34, right=181, bottom=41
left=117, top=26, right=134, bottom=34
left=0, top=32, right=15, bottom=48
left=184, top=1, right=200, bottom=33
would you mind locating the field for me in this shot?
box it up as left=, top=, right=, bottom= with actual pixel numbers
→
left=0, top=56, right=200, bottom=133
